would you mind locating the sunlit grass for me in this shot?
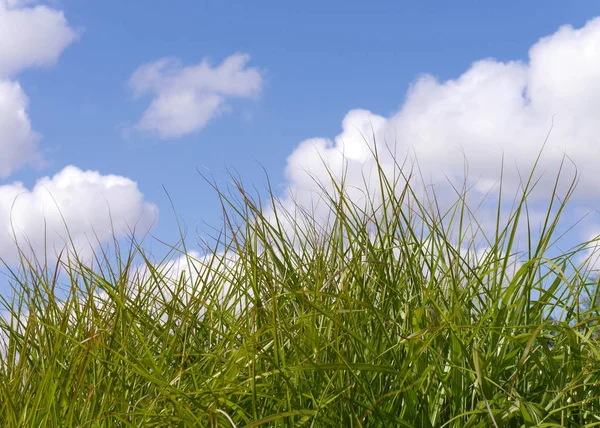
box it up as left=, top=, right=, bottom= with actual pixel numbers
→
left=0, top=144, right=599, bottom=426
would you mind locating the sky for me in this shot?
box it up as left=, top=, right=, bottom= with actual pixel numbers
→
left=2, top=0, right=600, bottom=285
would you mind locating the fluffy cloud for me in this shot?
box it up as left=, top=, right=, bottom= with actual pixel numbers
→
left=0, top=166, right=158, bottom=265
left=276, top=17, right=600, bottom=248
left=0, top=81, right=41, bottom=178
left=0, top=3, right=155, bottom=267
left=0, top=0, right=77, bottom=78
left=129, top=53, right=263, bottom=138
left=0, top=0, right=77, bottom=177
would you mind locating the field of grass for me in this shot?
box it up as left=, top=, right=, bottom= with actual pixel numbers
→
left=0, top=147, right=599, bottom=426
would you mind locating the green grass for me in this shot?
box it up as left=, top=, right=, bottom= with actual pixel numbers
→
left=0, top=145, right=599, bottom=427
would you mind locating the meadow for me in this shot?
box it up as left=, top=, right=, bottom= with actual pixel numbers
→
left=0, top=145, right=599, bottom=427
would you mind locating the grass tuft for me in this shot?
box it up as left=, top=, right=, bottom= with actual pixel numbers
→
left=0, top=146, right=599, bottom=426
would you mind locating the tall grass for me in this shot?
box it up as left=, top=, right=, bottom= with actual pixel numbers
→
left=0, top=146, right=599, bottom=427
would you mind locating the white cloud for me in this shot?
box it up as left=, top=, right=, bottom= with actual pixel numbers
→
left=134, top=250, right=243, bottom=305
left=0, top=0, right=77, bottom=78
left=0, top=166, right=158, bottom=265
left=0, top=80, right=42, bottom=178
left=0, top=0, right=77, bottom=177
left=81, top=249, right=249, bottom=330
left=275, top=17, right=600, bottom=248
left=0, top=2, right=163, bottom=270
left=577, top=228, right=600, bottom=272
left=129, top=53, right=263, bottom=138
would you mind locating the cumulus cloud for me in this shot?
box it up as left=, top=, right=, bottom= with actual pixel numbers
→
left=0, top=2, right=152, bottom=267
left=577, top=227, right=600, bottom=272
left=0, top=0, right=77, bottom=78
left=0, top=0, right=77, bottom=177
left=135, top=250, right=243, bottom=302
left=0, top=80, right=41, bottom=178
left=275, top=17, right=600, bottom=248
left=0, top=166, right=158, bottom=265
left=129, top=53, right=263, bottom=138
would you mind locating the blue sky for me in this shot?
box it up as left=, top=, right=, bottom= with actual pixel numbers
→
left=2, top=0, right=600, bottom=275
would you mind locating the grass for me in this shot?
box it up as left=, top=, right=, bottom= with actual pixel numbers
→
left=0, top=143, right=599, bottom=427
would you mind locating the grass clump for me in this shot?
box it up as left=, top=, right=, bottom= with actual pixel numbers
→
left=0, top=146, right=599, bottom=427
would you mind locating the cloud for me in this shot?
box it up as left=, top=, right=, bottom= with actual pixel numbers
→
left=0, top=0, right=78, bottom=78
left=577, top=227, right=600, bottom=272
left=0, top=166, right=158, bottom=265
left=275, top=17, right=600, bottom=248
left=0, top=2, right=162, bottom=269
left=0, top=80, right=42, bottom=178
left=129, top=53, right=263, bottom=138
left=133, top=250, right=243, bottom=306
left=0, top=0, right=77, bottom=177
